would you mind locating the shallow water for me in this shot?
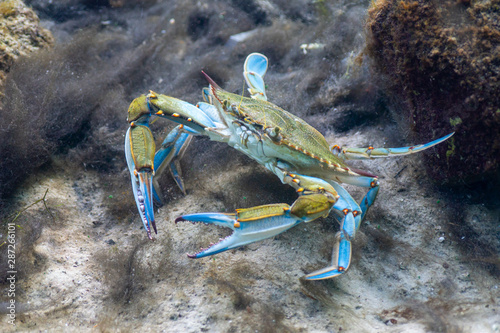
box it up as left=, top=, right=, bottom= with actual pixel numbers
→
left=0, top=1, right=498, bottom=332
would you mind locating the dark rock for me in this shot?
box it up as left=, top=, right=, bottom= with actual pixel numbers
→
left=365, top=0, right=500, bottom=184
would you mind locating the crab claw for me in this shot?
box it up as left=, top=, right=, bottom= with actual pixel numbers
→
left=125, top=125, right=157, bottom=239
left=133, top=170, right=157, bottom=239
left=175, top=204, right=303, bottom=258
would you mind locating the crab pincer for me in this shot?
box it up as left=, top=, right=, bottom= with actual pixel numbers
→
left=176, top=204, right=302, bottom=258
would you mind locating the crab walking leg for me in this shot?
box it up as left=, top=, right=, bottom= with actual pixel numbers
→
left=331, top=132, right=454, bottom=160
left=152, top=125, right=198, bottom=203
left=305, top=181, right=361, bottom=280
left=306, top=229, right=352, bottom=280
left=333, top=174, right=380, bottom=221
left=176, top=173, right=339, bottom=259
left=305, top=174, right=382, bottom=280
left=358, top=178, right=380, bottom=221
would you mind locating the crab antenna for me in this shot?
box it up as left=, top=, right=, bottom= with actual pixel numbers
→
left=238, top=78, right=246, bottom=109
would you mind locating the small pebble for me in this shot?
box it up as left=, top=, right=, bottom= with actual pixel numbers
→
left=438, top=236, right=445, bottom=243
left=384, top=318, right=397, bottom=325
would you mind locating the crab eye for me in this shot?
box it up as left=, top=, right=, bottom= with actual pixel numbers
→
left=222, top=100, right=231, bottom=110
left=230, top=104, right=240, bottom=114
left=222, top=101, right=240, bottom=116
left=265, top=126, right=282, bottom=142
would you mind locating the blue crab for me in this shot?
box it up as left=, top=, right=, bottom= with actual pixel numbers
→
left=125, top=53, right=453, bottom=280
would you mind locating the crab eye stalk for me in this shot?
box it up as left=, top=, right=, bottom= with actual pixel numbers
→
left=230, top=104, right=242, bottom=116
left=221, top=100, right=231, bottom=110
left=265, top=126, right=282, bottom=143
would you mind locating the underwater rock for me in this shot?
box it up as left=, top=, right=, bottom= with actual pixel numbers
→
left=365, top=0, right=500, bottom=184
left=0, top=0, right=53, bottom=99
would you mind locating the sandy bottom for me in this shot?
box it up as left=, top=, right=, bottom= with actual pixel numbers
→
left=2, top=125, right=498, bottom=333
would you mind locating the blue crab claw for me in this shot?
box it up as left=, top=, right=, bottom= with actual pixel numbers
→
left=125, top=125, right=157, bottom=239
left=127, top=168, right=157, bottom=240
left=138, top=171, right=157, bottom=237
left=175, top=204, right=302, bottom=258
